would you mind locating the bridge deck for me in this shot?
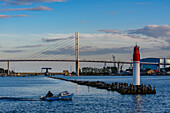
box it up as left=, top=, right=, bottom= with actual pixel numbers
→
left=0, top=59, right=169, bottom=65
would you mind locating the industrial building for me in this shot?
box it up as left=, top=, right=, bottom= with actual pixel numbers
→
left=140, top=58, right=170, bottom=70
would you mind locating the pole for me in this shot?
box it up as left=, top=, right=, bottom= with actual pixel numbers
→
left=140, top=64, right=143, bottom=70
left=130, top=59, right=132, bottom=69
left=7, top=61, right=10, bottom=76
left=164, top=58, right=166, bottom=69
left=75, top=32, right=79, bottom=76
left=157, top=64, right=160, bottom=72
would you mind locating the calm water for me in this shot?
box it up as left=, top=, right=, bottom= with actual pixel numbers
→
left=0, top=76, right=169, bottom=113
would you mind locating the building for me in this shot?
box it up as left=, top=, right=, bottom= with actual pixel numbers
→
left=140, top=58, right=170, bottom=70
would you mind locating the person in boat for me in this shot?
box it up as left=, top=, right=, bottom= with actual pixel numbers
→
left=45, top=91, right=53, bottom=97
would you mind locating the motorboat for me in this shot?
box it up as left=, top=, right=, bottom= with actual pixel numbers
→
left=40, top=91, right=74, bottom=101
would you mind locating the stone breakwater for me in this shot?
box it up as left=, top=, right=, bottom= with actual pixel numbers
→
left=49, top=77, right=156, bottom=95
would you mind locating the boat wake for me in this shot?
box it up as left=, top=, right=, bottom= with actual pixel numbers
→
left=0, top=97, right=41, bottom=101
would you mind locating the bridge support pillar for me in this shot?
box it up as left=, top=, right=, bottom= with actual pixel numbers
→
left=76, top=61, right=79, bottom=76
left=117, top=63, right=120, bottom=74
left=7, top=61, right=10, bottom=76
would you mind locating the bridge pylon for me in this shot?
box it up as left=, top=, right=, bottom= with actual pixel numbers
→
left=75, top=32, right=79, bottom=76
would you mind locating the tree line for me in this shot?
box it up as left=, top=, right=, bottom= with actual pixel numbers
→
left=79, top=66, right=117, bottom=75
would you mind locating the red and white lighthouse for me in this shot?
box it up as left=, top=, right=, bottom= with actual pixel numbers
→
left=133, top=45, right=140, bottom=85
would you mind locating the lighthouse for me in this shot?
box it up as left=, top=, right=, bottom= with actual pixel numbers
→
left=133, top=45, right=140, bottom=85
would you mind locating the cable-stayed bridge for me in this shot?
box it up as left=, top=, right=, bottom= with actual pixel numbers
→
left=0, top=32, right=169, bottom=76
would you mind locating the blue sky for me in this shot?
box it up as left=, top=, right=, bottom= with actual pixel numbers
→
left=0, top=0, right=170, bottom=71
left=1, top=0, right=170, bottom=34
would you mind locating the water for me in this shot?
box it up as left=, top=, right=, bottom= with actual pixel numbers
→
left=0, top=76, right=169, bottom=113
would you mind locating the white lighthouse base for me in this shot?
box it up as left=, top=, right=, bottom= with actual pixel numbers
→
left=133, top=61, right=140, bottom=85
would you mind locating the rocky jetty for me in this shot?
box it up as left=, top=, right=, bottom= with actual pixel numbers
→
left=49, top=77, right=156, bottom=95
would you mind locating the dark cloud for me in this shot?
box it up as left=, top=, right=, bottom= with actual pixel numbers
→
left=2, top=50, right=25, bottom=53
left=15, top=44, right=44, bottom=48
left=80, top=46, right=132, bottom=56
left=161, top=46, right=170, bottom=50
left=98, top=29, right=121, bottom=34
left=41, top=46, right=133, bottom=56
left=166, top=39, right=170, bottom=43
left=1, top=0, right=66, bottom=5
left=42, top=36, right=74, bottom=42
left=80, top=46, right=93, bottom=50
left=129, top=25, right=170, bottom=38
left=0, top=14, right=28, bottom=18
left=1, top=6, right=52, bottom=11
left=41, top=47, right=74, bottom=55
left=42, top=38, right=65, bottom=42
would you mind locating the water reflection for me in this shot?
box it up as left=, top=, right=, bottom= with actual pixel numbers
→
left=88, top=86, right=90, bottom=93
left=133, top=95, right=143, bottom=112
left=76, top=84, right=79, bottom=94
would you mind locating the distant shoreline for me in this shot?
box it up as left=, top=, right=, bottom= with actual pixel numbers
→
left=0, top=73, right=170, bottom=77
left=67, top=74, right=170, bottom=76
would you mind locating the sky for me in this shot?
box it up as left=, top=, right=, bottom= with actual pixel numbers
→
left=0, top=0, right=170, bottom=72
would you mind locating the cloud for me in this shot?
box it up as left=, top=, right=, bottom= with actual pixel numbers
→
left=98, top=29, right=121, bottom=34
left=0, top=15, right=11, bottom=18
left=0, top=14, right=28, bottom=18
left=40, top=32, right=169, bottom=49
left=129, top=25, right=170, bottom=38
left=166, top=39, right=170, bottom=43
left=134, top=2, right=152, bottom=5
left=15, top=44, right=44, bottom=48
left=42, top=36, right=74, bottom=42
left=42, top=38, right=65, bottom=42
left=41, top=46, right=133, bottom=56
left=79, top=46, right=132, bottom=56
left=2, top=50, right=25, bottom=53
left=1, top=0, right=66, bottom=5
left=161, top=46, right=170, bottom=50
left=81, top=21, right=87, bottom=23
left=96, top=27, right=170, bottom=49
left=1, top=6, right=52, bottom=11
left=41, top=46, right=74, bottom=55
left=98, top=25, right=170, bottom=48
left=0, top=32, right=169, bottom=60
left=109, top=11, right=117, bottom=15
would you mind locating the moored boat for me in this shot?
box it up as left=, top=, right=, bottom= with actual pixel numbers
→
left=40, top=91, right=74, bottom=101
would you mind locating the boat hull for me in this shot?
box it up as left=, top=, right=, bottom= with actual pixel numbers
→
left=41, top=93, right=74, bottom=101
